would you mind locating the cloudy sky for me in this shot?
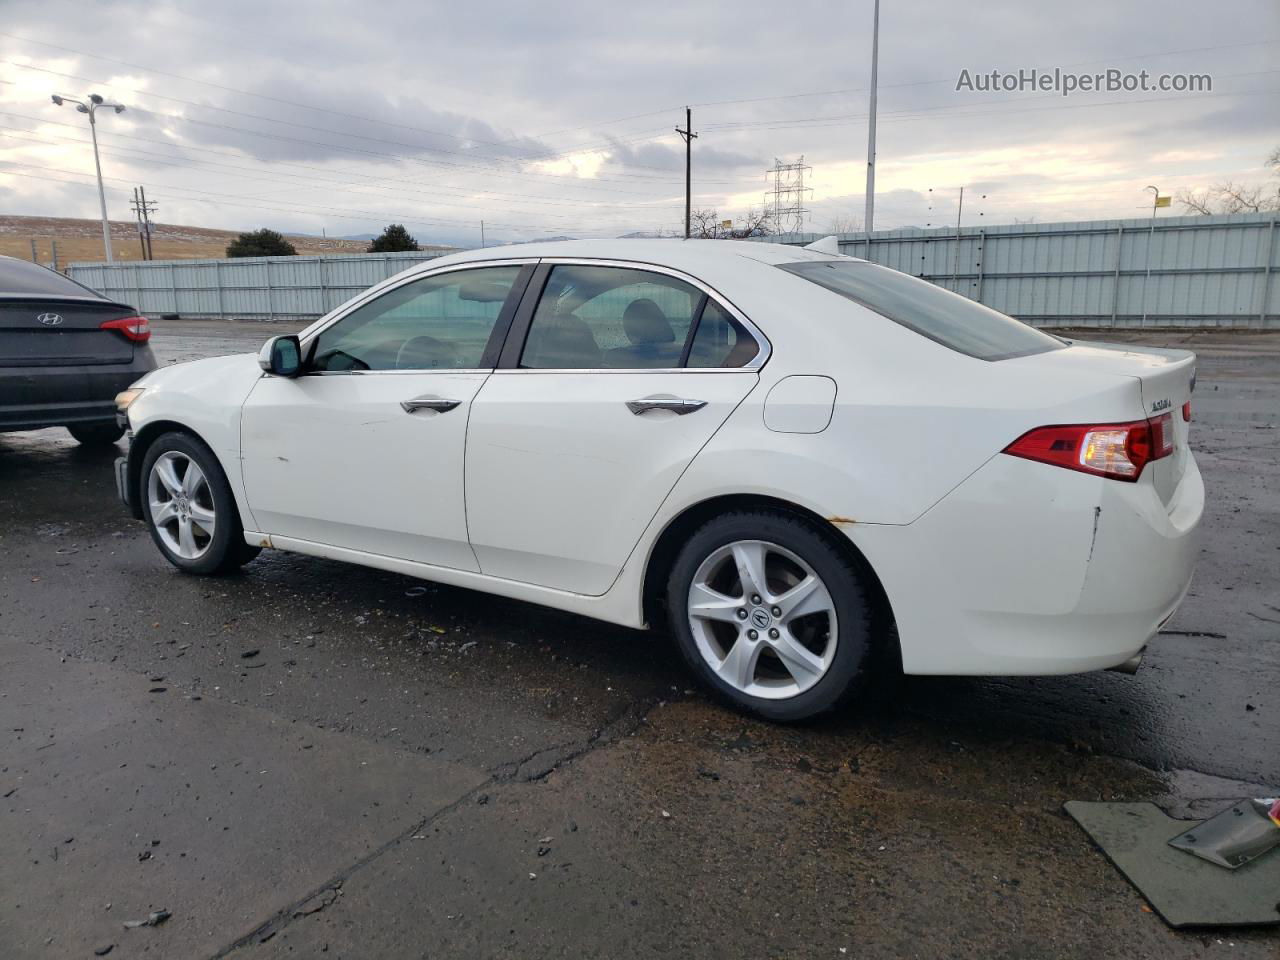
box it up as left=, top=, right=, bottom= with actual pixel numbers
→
left=0, top=0, right=1277, bottom=246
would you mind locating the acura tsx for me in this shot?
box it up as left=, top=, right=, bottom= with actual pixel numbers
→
left=113, top=239, right=1202, bottom=720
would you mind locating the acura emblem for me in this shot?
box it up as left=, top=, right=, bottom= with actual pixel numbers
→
left=750, top=608, right=771, bottom=629
left=37, top=312, right=63, bottom=326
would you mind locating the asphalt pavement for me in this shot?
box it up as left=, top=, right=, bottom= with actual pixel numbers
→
left=1, top=319, right=1276, bottom=958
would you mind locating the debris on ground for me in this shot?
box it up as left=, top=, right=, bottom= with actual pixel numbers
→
left=1168, top=797, right=1280, bottom=869
left=123, top=909, right=171, bottom=928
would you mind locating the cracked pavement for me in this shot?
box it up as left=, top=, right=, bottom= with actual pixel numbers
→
left=1, top=321, right=1277, bottom=958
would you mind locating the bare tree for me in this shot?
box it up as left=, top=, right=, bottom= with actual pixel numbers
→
left=689, top=207, right=773, bottom=239
left=1176, top=147, right=1280, bottom=214
left=825, top=214, right=862, bottom=234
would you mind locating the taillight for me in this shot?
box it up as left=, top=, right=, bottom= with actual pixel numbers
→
left=1182, top=400, right=1192, bottom=422
left=99, top=315, right=150, bottom=343
left=1003, top=414, right=1173, bottom=482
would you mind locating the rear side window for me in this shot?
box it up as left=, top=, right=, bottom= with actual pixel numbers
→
left=686, top=301, right=757, bottom=368
left=518, top=264, right=758, bottom=370
left=0, top=257, right=105, bottom=298
left=779, top=260, right=1063, bottom=361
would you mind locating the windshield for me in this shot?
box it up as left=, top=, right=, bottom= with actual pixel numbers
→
left=779, top=260, right=1063, bottom=361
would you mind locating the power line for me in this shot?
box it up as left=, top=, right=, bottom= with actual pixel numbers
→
left=4, top=29, right=1272, bottom=148
left=0, top=121, right=687, bottom=215
left=0, top=160, right=682, bottom=236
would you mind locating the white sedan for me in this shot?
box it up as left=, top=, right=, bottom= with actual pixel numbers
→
left=114, top=239, right=1202, bottom=721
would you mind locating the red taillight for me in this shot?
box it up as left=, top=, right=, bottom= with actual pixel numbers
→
left=1003, top=414, right=1173, bottom=482
left=1182, top=400, right=1192, bottom=422
left=99, top=315, right=150, bottom=343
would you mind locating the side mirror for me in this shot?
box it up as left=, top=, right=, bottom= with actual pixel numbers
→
left=258, top=335, right=303, bottom=377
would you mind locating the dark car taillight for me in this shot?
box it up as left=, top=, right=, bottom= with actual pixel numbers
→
left=99, top=315, right=151, bottom=343
left=1003, top=414, right=1174, bottom=482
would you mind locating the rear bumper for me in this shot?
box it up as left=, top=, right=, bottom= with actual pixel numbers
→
left=851, top=451, right=1203, bottom=676
left=0, top=349, right=155, bottom=432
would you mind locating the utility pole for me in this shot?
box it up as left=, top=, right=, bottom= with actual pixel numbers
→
left=863, top=0, right=880, bottom=256
left=131, top=188, right=147, bottom=259
left=480, top=220, right=486, bottom=248
left=140, top=186, right=155, bottom=260
left=953, top=186, right=964, bottom=287
left=676, top=107, right=698, bottom=239
left=51, top=93, right=126, bottom=263
left=130, top=186, right=157, bottom=260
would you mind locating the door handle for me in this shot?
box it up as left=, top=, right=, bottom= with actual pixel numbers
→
left=625, top=395, right=707, bottom=416
left=401, top=395, right=461, bottom=414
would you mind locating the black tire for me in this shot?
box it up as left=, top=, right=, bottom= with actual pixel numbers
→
left=139, top=431, right=256, bottom=575
left=666, top=509, right=877, bottom=722
left=67, top=422, right=125, bottom=446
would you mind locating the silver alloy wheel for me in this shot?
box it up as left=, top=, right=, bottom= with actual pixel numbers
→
left=147, top=450, right=216, bottom=560
left=687, top=539, right=838, bottom=700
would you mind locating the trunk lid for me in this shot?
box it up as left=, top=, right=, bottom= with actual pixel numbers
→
left=1017, top=339, right=1196, bottom=505
left=0, top=297, right=138, bottom=367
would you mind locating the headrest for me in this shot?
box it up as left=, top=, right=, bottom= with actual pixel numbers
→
left=622, top=299, right=675, bottom=344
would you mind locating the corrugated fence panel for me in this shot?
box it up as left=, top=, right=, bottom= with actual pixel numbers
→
left=66, top=215, right=1278, bottom=327
left=768, top=212, right=1278, bottom=328
left=66, top=251, right=447, bottom=320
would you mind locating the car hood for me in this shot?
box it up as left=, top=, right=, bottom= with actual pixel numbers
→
left=133, top=351, right=261, bottom=390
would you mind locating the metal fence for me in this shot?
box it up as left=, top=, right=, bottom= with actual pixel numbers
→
left=65, top=212, right=1279, bottom=328
left=66, top=251, right=448, bottom=321
left=763, top=212, right=1279, bottom=328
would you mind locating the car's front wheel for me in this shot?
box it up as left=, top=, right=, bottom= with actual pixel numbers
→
left=67, top=422, right=125, bottom=447
left=666, top=510, right=878, bottom=722
left=141, top=431, right=259, bottom=575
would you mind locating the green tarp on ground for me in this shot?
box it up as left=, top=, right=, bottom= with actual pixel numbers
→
left=1065, top=801, right=1280, bottom=929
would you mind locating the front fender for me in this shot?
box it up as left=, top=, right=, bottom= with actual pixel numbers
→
left=125, top=353, right=263, bottom=529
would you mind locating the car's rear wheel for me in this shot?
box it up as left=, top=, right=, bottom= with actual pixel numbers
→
left=141, top=432, right=259, bottom=575
left=666, top=510, right=876, bottom=722
left=67, top=422, right=125, bottom=447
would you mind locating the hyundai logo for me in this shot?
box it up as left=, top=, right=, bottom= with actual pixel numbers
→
left=37, top=312, right=63, bottom=326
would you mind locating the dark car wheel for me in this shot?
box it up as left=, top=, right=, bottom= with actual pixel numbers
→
left=140, top=431, right=259, bottom=575
left=666, top=509, right=878, bottom=722
left=67, top=422, right=125, bottom=447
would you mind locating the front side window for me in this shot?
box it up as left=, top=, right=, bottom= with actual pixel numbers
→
left=779, top=260, right=1063, bottom=361
left=311, top=265, right=523, bottom=371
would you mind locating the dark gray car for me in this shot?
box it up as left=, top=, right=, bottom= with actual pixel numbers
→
left=0, top=255, right=157, bottom=446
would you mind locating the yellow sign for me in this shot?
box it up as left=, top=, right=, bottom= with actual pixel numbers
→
left=1154, top=196, right=1171, bottom=208
left=721, top=220, right=733, bottom=229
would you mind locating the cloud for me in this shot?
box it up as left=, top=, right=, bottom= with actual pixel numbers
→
left=0, top=0, right=1276, bottom=242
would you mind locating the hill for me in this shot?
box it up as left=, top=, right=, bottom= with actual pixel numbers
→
left=0, top=216, right=454, bottom=267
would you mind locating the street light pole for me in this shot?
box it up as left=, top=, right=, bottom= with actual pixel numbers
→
left=863, top=0, right=880, bottom=258
left=52, top=93, right=125, bottom=263
left=1142, top=184, right=1159, bottom=326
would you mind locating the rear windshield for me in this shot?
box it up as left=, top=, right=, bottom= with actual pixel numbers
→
left=0, top=257, right=106, bottom=299
left=779, top=260, right=1063, bottom=361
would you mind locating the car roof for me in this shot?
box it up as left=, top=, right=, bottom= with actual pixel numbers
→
left=0, top=254, right=110, bottom=301
left=426, top=238, right=850, bottom=272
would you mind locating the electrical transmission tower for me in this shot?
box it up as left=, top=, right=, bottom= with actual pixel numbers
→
left=130, top=186, right=157, bottom=260
left=765, top=157, right=812, bottom=236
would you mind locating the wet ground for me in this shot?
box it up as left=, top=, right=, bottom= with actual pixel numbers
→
left=1, top=320, right=1277, bottom=958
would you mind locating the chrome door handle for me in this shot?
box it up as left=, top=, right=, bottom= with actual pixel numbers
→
left=625, top=395, right=707, bottom=416
left=401, top=395, right=461, bottom=413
